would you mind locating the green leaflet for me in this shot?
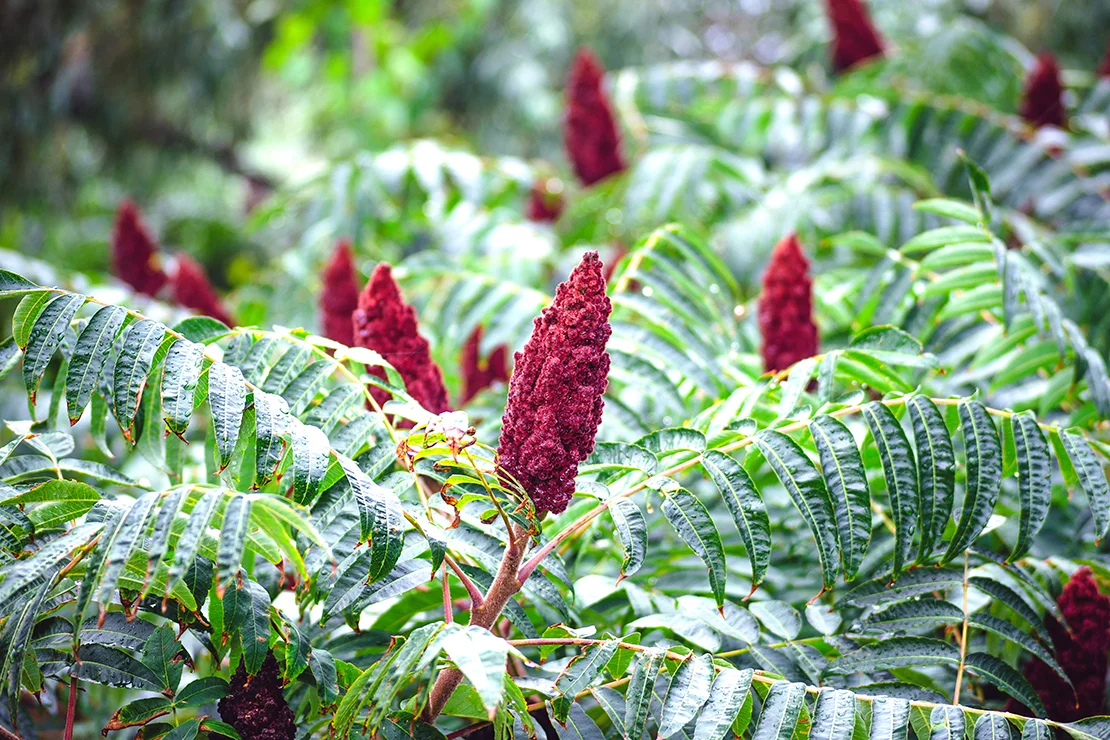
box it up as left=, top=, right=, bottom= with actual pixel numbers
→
left=752, top=430, right=839, bottom=592
left=962, top=653, right=1044, bottom=716
left=22, top=293, right=85, bottom=404
left=810, top=689, right=856, bottom=740
left=1009, top=413, right=1052, bottom=561
left=749, top=600, right=801, bottom=641
left=928, top=706, right=965, bottom=740
left=438, top=625, right=508, bottom=719
left=112, top=319, right=166, bottom=441
left=254, top=390, right=291, bottom=486
left=972, top=713, right=1015, bottom=740
left=838, top=567, right=963, bottom=608
left=291, top=421, right=331, bottom=505
left=140, top=488, right=189, bottom=598
left=752, top=681, right=805, bottom=740
left=208, top=361, right=248, bottom=471
left=967, top=577, right=1047, bottom=641
left=66, top=305, right=126, bottom=424
left=337, top=455, right=404, bottom=581
left=692, top=668, right=753, bottom=740
left=861, top=402, right=917, bottom=578
left=869, top=696, right=910, bottom=740
left=1019, top=720, right=1050, bottom=740
left=97, top=491, right=160, bottom=605
left=943, top=401, right=1002, bottom=562
left=624, top=648, right=666, bottom=740
left=661, top=487, right=727, bottom=608
left=608, top=498, right=647, bottom=579
left=658, top=654, right=714, bottom=739
left=169, top=490, right=222, bottom=588
left=162, top=339, right=205, bottom=438
left=227, top=577, right=272, bottom=675
left=701, top=449, right=771, bottom=592
left=906, top=395, right=955, bottom=562
left=563, top=703, right=606, bottom=740
left=809, top=416, right=871, bottom=580
left=856, top=599, right=964, bottom=635
left=825, top=637, right=961, bottom=675
left=1060, top=430, right=1110, bottom=541
left=967, top=614, right=1069, bottom=687
left=216, top=495, right=252, bottom=590
left=552, top=640, right=620, bottom=722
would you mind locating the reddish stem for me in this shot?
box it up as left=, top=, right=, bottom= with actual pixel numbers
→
left=63, top=675, right=78, bottom=740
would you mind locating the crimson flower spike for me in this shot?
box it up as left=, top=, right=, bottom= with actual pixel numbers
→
left=1020, top=52, right=1067, bottom=129
left=824, top=0, right=886, bottom=72
left=526, top=180, right=565, bottom=223
left=352, top=262, right=451, bottom=415
left=759, top=233, right=819, bottom=374
left=459, top=326, right=510, bottom=404
left=1017, top=567, right=1110, bottom=720
left=319, top=239, right=361, bottom=347
left=497, top=251, right=612, bottom=514
left=1099, top=41, right=1110, bottom=78
left=170, top=254, right=234, bottom=327
left=111, top=199, right=168, bottom=297
left=564, top=49, right=627, bottom=187
left=218, top=653, right=296, bottom=740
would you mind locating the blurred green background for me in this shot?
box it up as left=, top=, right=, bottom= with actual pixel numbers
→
left=2, top=0, right=1108, bottom=286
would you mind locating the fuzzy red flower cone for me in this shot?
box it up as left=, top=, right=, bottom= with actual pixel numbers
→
left=824, top=0, right=886, bottom=72
left=111, top=199, right=168, bottom=297
left=170, top=254, right=234, bottom=326
left=1020, top=52, right=1067, bottom=129
left=320, top=239, right=361, bottom=347
left=759, top=233, right=819, bottom=373
left=564, top=49, right=627, bottom=187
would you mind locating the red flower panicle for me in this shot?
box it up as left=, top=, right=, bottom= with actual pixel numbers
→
left=170, top=254, right=234, bottom=326
left=320, top=239, right=361, bottom=347
left=564, top=49, right=627, bottom=187
left=1099, top=41, right=1110, bottom=78
left=759, top=233, right=819, bottom=373
left=1020, top=52, right=1067, bottom=129
left=497, top=251, right=612, bottom=514
left=824, top=0, right=886, bottom=72
left=526, top=181, right=565, bottom=223
left=111, top=199, right=168, bottom=297
left=1021, top=567, right=1110, bottom=721
left=353, top=262, right=451, bottom=415
left=217, top=653, right=295, bottom=740
left=459, top=326, right=510, bottom=404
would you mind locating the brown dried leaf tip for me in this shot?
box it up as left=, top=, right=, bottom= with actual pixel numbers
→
left=216, top=653, right=295, bottom=740
left=759, top=233, right=819, bottom=374
left=112, top=199, right=168, bottom=297
left=459, top=325, right=510, bottom=404
left=824, top=0, right=885, bottom=72
left=320, top=239, right=361, bottom=347
left=1020, top=52, right=1067, bottom=129
left=353, top=262, right=451, bottom=415
left=497, top=251, right=612, bottom=514
left=564, top=48, right=627, bottom=187
left=171, top=254, right=234, bottom=327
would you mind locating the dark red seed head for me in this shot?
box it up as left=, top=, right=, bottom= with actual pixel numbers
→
left=459, top=326, right=510, bottom=404
left=526, top=181, right=565, bottom=223
left=497, top=251, right=612, bottom=514
left=217, top=653, right=295, bottom=740
left=1020, top=52, right=1067, bottom=129
left=352, top=262, right=451, bottom=415
left=824, top=0, right=886, bottom=72
left=170, top=254, right=233, bottom=326
left=564, top=49, right=627, bottom=187
left=320, top=239, right=361, bottom=347
left=111, top=199, right=168, bottom=297
left=1100, top=41, right=1110, bottom=78
left=759, top=233, right=819, bottom=373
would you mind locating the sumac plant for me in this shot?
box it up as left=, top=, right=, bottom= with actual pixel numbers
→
left=4, top=12, right=1110, bottom=740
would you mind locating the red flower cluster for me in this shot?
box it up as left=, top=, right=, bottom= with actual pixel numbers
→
left=564, top=49, right=627, bottom=187
left=353, top=263, right=451, bottom=415
left=497, top=251, right=612, bottom=514
left=759, top=233, right=819, bottom=373
left=319, top=239, right=361, bottom=347
left=217, top=653, right=295, bottom=740
left=1021, top=567, right=1110, bottom=721
left=824, top=0, right=886, bottom=72
left=459, top=326, right=510, bottom=404
left=1100, top=41, right=1110, bottom=78
left=526, top=181, right=565, bottom=223
left=111, top=200, right=167, bottom=297
left=1020, top=53, right=1067, bottom=129
left=171, top=254, right=234, bottom=326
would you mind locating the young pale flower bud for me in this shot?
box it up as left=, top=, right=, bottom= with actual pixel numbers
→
left=353, top=263, right=451, bottom=415
left=497, top=251, right=612, bottom=514
left=1020, top=53, right=1067, bottom=129
left=564, top=49, right=626, bottom=187
left=824, top=0, right=885, bottom=72
left=759, top=233, right=819, bottom=373
left=459, top=326, right=510, bottom=404
left=111, top=199, right=168, bottom=297
left=320, top=239, right=361, bottom=347
left=170, top=254, right=234, bottom=326
left=217, top=653, right=295, bottom=740
left=1019, top=567, right=1110, bottom=720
